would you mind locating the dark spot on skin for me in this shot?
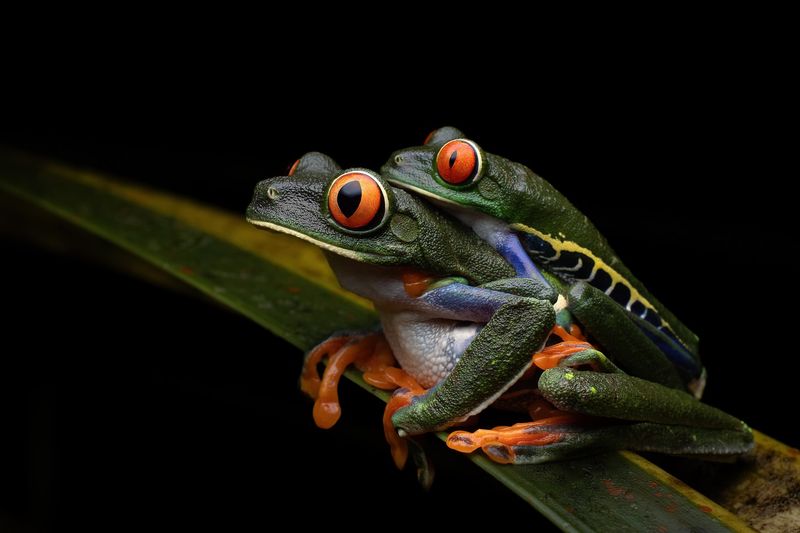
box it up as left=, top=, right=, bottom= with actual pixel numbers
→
left=698, top=505, right=713, bottom=513
left=591, top=269, right=613, bottom=292
left=485, top=444, right=513, bottom=462
left=337, top=180, right=362, bottom=218
left=449, top=150, right=458, bottom=168
left=608, top=282, right=632, bottom=307
left=286, top=287, right=301, bottom=294
left=180, top=266, right=194, bottom=275
left=643, top=308, right=662, bottom=327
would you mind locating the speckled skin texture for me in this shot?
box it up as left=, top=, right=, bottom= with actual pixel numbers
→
left=248, top=153, right=753, bottom=459
left=247, top=156, right=514, bottom=286
left=382, top=129, right=699, bottom=358
left=248, top=154, right=555, bottom=430
left=568, top=281, right=686, bottom=389
left=539, top=368, right=745, bottom=430
left=391, top=298, right=554, bottom=434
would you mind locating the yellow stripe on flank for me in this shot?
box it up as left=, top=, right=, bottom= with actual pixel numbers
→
left=45, top=162, right=374, bottom=310
left=510, top=222, right=666, bottom=327
left=621, top=451, right=755, bottom=532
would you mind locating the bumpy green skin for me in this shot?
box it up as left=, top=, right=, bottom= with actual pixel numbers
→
left=382, top=129, right=699, bottom=357
left=485, top=422, right=755, bottom=464
left=539, top=368, right=745, bottom=430
left=249, top=152, right=753, bottom=463
left=392, top=298, right=554, bottom=433
left=568, top=282, right=685, bottom=390
left=247, top=153, right=514, bottom=285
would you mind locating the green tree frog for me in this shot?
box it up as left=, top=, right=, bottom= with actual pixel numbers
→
left=247, top=152, right=753, bottom=466
left=383, top=127, right=706, bottom=398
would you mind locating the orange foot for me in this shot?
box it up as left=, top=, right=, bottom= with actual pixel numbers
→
left=446, top=414, right=587, bottom=464
left=301, top=333, right=401, bottom=429
left=532, top=325, right=595, bottom=370
left=381, top=370, right=425, bottom=469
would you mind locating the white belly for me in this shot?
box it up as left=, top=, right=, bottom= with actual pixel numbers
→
left=380, top=310, right=481, bottom=388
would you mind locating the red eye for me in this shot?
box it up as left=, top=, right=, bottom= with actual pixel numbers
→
left=423, top=129, right=436, bottom=145
left=436, top=139, right=482, bottom=185
left=288, top=159, right=300, bottom=176
left=328, top=171, right=387, bottom=231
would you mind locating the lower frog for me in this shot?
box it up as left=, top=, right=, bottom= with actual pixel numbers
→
left=247, top=153, right=753, bottom=466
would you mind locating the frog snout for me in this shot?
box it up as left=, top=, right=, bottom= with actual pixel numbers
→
left=386, top=150, right=406, bottom=168
left=381, top=150, right=411, bottom=178
left=247, top=181, right=280, bottom=220
left=382, top=148, right=430, bottom=177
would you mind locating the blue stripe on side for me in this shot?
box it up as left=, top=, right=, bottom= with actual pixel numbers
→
left=495, top=232, right=549, bottom=284
left=632, top=316, right=702, bottom=379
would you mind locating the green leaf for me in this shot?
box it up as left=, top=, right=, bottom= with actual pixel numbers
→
left=2, top=150, right=796, bottom=532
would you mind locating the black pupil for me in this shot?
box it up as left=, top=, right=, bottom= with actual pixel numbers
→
left=337, top=180, right=362, bottom=218
left=449, top=150, right=458, bottom=168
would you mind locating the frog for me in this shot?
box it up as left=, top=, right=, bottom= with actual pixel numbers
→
left=382, top=127, right=707, bottom=399
left=247, top=152, right=753, bottom=466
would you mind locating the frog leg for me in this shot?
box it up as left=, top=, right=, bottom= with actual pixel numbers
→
left=302, top=331, right=409, bottom=429
left=477, top=279, right=601, bottom=371
left=449, top=365, right=753, bottom=464
left=391, top=282, right=555, bottom=435
left=567, top=282, right=689, bottom=391
left=449, top=419, right=754, bottom=465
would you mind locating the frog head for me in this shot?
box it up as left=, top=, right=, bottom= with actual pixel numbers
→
left=381, top=127, right=538, bottom=220
left=246, top=152, right=514, bottom=284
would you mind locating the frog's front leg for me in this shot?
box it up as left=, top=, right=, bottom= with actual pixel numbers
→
left=391, top=282, right=555, bottom=435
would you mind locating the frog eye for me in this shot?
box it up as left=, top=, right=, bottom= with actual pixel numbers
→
left=436, top=139, right=483, bottom=185
left=423, top=129, right=436, bottom=145
left=287, top=159, right=300, bottom=176
left=328, top=171, right=388, bottom=231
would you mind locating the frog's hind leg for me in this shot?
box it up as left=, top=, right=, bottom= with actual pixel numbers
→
left=447, top=419, right=754, bottom=464
left=450, top=351, right=753, bottom=464
left=567, top=282, right=692, bottom=391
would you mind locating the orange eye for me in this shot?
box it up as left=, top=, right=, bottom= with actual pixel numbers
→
left=436, top=139, right=482, bottom=185
left=328, top=171, right=387, bottom=231
left=423, top=129, right=436, bottom=145
left=288, top=159, right=300, bottom=176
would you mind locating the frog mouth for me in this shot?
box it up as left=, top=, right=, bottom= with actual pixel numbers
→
left=247, top=218, right=397, bottom=263
left=380, top=165, right=461, bottom=208
left=387, top=180, right=461, bottom=208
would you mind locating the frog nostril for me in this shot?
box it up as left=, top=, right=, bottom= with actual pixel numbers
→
left=394, top=155, right=404, bottom=166
left=267, top=187, right=279, bottom=200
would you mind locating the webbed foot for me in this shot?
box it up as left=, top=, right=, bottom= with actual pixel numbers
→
left=532, top=325, right=595, bottom=370
left=301, top=332, right=400, bottom=429
left=446, top=414, right=594, bottom=464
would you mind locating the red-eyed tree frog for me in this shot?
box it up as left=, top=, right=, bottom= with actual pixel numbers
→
left=247, top=152, right=753, bottom=466
left=383, top=127, right=706, bottom=399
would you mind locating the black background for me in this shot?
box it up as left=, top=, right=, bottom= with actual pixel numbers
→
left=1, top=56, right=795, bottom=531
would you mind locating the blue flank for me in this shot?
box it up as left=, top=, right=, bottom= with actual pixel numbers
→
left=633, top=317, right=702, bottom=379
left=517, top=231, right=701, bottom=379
left=495, top=232, right=549, bottom=284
